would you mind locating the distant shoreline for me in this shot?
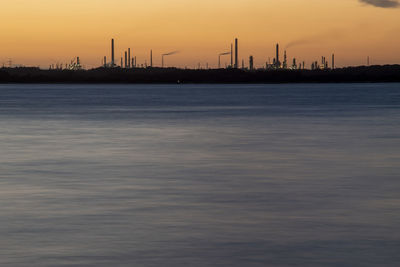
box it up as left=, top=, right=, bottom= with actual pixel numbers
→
left=1, top=65, right=399, bottom=84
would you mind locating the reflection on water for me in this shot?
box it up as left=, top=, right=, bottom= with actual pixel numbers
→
left=0, top=84, right=399, bottom=266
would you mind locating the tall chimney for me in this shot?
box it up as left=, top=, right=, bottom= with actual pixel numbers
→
left=124, top=51, right=127, bottom=68
left=234, top=38, right=238, bottom=69
left=111, top=39, right=115, bottom=67
left=104, top=56, right=106, bottom=67
left=150, top=50, right=153, bottom=67
left=276, top=43, right=279, bottom=68
left=283, top=50, right=287, bottom=69
left=230, top=43, right=233, bottom=67
left=332, top=54, right=335, bottom=69
left=128, top=48, right=131, bottom=68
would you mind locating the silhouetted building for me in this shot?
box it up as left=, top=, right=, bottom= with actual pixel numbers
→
left=292, top=58, right=297, bottom=69
left=66, top=57, right=82, bottom=70
left=249, top=56, right=254, bottom=70
left=283, top=50, right=287, bottom=69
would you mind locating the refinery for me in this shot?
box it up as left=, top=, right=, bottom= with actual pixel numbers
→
left=94, top=38, right=337, bottom=71
left=7, top=37, right=341, bottom=72
left=1, top=37, right=398, bottom=84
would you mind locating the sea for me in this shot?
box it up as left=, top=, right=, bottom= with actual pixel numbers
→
left=0, top=83, right=399, bottom=267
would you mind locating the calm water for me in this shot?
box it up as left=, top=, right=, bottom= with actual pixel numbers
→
left=0, top=83, right=399, bottom=267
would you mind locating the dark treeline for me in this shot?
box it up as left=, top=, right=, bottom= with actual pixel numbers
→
left=0, top=65, right=400, bottom=83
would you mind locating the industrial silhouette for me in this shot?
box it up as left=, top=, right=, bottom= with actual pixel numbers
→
left=95, top=37, right=337, bottom=71
left=1, top=37, right=399, bottom=83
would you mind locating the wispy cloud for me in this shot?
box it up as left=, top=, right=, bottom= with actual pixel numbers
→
left=285, top=29, right=346, bottom=49
left=359, top=0, right=400, bottom=8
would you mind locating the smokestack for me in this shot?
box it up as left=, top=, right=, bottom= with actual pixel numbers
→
left=150, top=50, right=153, bottom=67
left=218, top=52, right=230, bottom=69
left=104, top=56, right=106, bottom=67
left=121, top=57, right=123, bottom=68
left=283, top=50, right=287, bottom=69
left=332, top=54, right=335, bottom=69
left=234, top=38, right=238, bottom=69
left=128, top=48, right=131, bottom=68
left=124, top=51, right=127, bottom=68
left=111, top=39, right=115, bottom=67
left=231, top=43, right=233, bottom=67
left=276, top=44, right=280, bottom=68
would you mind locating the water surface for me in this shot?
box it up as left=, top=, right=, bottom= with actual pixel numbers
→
left=0, top=83, right=399, bottom=266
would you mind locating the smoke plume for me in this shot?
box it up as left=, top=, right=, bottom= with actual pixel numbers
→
left=359, top=0, right=399, bottom=8
left=219, top=52, right=231, bottom=56
left=162, top=51, right=180, bottom=56
left=285, top=29, right=345, bottom=49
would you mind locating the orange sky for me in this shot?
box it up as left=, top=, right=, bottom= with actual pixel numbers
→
left=0, top=0, right=399, bottom=68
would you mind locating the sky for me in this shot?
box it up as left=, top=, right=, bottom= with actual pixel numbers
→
left=0, top=0, right=399, bottom=68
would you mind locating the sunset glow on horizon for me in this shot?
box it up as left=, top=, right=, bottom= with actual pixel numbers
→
left=1, top=0, right=399, bottom=68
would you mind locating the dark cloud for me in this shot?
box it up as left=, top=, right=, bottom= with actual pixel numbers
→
left=359, top=0, right=400, bottom=8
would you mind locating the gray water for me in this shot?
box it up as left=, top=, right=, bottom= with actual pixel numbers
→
left=0, top=83, right=399, bottom=267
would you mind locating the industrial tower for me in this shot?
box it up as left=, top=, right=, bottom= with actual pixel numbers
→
left=234, top=38, right=238, bottom=69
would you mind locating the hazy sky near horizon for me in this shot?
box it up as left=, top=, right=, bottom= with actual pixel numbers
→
left=0, top=0, right=399, bottom=68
